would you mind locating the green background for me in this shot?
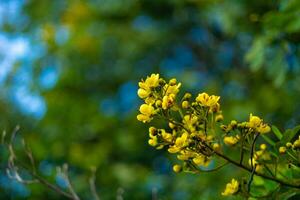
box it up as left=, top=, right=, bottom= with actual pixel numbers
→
left=0, top=0, right=300, bottom=199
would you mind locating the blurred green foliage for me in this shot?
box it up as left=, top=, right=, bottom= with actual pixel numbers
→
left=0, top=0, right=300, bottom=199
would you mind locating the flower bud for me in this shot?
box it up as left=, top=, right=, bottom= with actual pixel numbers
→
left=279, top=146, right=286, bottom=154
left=213, top=143, right=220, bottom=151
left=215, top=114, right=224, bottom=122
left=155, top=100, right=162, bottom=107
left=173, top=164, right=182, bottom=173
left=260, top=144, right=267, bottom=151
left=286, top=142, right=292, bottom=148
left=169, top=78, right=177, bottom=85
left=183, top=93, right=192, bottom=100
left=182, top=101, right=189, bottom=109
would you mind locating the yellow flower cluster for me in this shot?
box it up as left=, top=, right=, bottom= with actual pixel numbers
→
left=196, top=92, right=220, bottom=112
left=137, top=74, right=278, bottom=197
left=291, top=135, right=300, bottom=149
left=247, top=114, right=271, bottom=134
left=137, top=74, right=223, bottom=171
left=221, top=114, right=271, bottom=147
left=137, top=74, right=181, bottom=123
left=222, top=179, right=239, bottom=196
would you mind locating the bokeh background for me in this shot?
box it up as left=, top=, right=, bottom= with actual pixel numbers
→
left=1, top=0, right=300, bottom=199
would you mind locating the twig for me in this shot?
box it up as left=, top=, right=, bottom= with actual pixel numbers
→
left=248, top=133, right=259, bottom=192
left=89, top=167, right=100, bottom=200
left=59, top=164, right=81, bottom=200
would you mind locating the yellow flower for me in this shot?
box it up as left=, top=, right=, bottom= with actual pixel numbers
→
left=168, top=133, right=189, bottom=153
left=137, top=104, right=155, bottom=123
left=279, top=146, right=286, bottom=154
left=248, top=114, right=262, bottom=128
left=149, top=127, right=157, bottom=138
left=169, top=78, right=177, bottom=85
left=175, top=132, right=189, bottom=147
left=183, top=115, right=198, bottom=131
left=173, top=164, right=182, bottom=173
left=223, top=136, right=239, bottom=146
left=196, top=92, right=220, bottom=107
left=169, top=122, right=175, bottom=129
left=177, top=150, right=197, bottom=160
left=286, top=142, right=292, bottom=148
left=162, top=130, right=173, bottom=143
left=162, top=94, right=175, bottom=110
left=143, top=73, right=160, bottom=88
left=221, top=179, right=239, bottom=196
left=193, top=155, right=210, bottom=166
left=257, top=124, right=271, bottom=134
left=215, top=114, right=224, bottom=122
left=213, top=143, right=221, bottom=151
left=164, top=83, right=181, bottom=96
left=260, top=144, right=267, bottom=151
left=294, top=137, right=300, bottom=148
left=248, top=159, right=262, bottom=172
left=182, top=101, right=189, bottom=109
left=148, top=138, right=158, bottom=146
left=137, top=88, right=150, bottom=99
left=247, top=114, right=270, bottom=134
left=137, top=74, right=160, bottom=99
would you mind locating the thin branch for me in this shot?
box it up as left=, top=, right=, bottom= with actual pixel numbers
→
left=5, top=126, right=75, bottom=199
left=89, top=167, right=100, bottom=200
left=59, top=164, right=81, bottom=200
left=193, top=162, right=229, bottom=173
left=205, top=144, right=300, bottom=189
left=248, top=133, right=259, bottom=192
left=239, top=133, right=245, bottom=165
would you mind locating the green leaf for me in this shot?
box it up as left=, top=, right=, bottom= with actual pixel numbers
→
left=277, top=189, right=300, bottom=200
left=281, top=125, right=300, bottom=144
left=272, top=125, right=283, bottom=140
left=261, top=134, right=276, bottom=146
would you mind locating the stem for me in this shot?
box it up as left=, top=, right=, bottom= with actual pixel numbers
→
left=239, top=134, right=245, bottom=165
left=205, top=144, right=300, bottom=189
left=17, top=161, right=74, bottom=199
left=248, top=133, right=259, bottom=192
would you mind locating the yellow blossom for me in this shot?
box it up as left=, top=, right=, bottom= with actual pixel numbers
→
left=148, top=138, right=157, bottom=146
left=183, top=115, right=198, bottom=131
left=193, top=155, right=210, bottom=166
left=260, top=144, right=267, bottom=151
left=162, top=130, right=173, bottom=143
left=215, top=114, right=224, bottom=122
left=286, top=142, right=292, bottom=148
left=168, top=133, right=189, bottom=153
left=196, top=92, right=220, bottom=107
left=182, top=100, right=189, bottom=109
left=164, top=83, right=181, bottom=96
left=213, top=143, right=220, bottom=151
left=173, top=164, right=182, bottom=173
left=222, top=179, right=239, bottom=196
left=162, top=94, right=175, bottom=110
left=279, top=146, right=286, bottom=154
left=177, top=150, right=197, bottom=160
left=137, top=104, right=155, bottom=123
left=223, top=136, right=239, bottom=146
left=257, top=124, right=271, bottom=134
left=138, top=74, right=160, bottom=99
left=247, top=114, right=270, bottom=134
left=143, top=73, right=160, bottom=88
left=294, top=137, right=300, bottom=148
left=137, top=88, right=150, bottom=99
left=169, top=122, right=175, bottom=129
left=169, top=78, right=177, bottom=85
